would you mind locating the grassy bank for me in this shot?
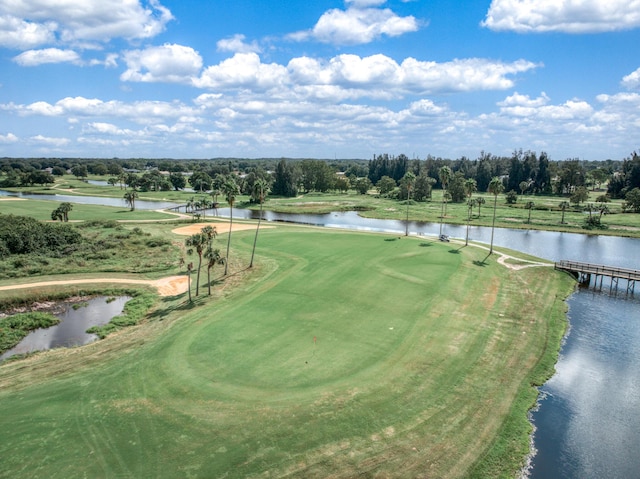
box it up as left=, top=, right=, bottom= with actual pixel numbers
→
left=0, top=197, right=178, bottom=221
left=0, top=226, right=574, bottom=478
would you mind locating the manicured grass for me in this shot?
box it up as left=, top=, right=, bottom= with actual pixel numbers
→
left=0, top=226, right=574, bottom=478
left=0, top=198, right=178, bottom=221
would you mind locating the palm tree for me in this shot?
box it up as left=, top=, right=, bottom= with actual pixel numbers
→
left=402, top=172, right=416, bottom=236
left=222, top=176, right=240, bottom=275
left=123, top=191, right=138, bottom=211
left=559, top=201, right=570, bottom=224
left=186, top=262, right=193, bottom=302
left=525, top=201, right=535, bottom=224
left=250, top=178, right=269, bottom=268
left=476, top=196, right=486, bottom=217
left=465, top=198, right=476, bottom=246
left=185, top=233, right=207, bottom=295
left=438, top=166, right=452, bottom=235
left=204, top=247, right=223, bottom=295
left=488, top=176, right=504, bottom=254
left=464, top=178, right=477, bottom=201
left=59, top=202, right=73, bottom=222
left=186, top=196, right=196, bottom=214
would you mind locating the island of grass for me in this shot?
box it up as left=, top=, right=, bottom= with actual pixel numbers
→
left=0, top=224, right=574, bottom=478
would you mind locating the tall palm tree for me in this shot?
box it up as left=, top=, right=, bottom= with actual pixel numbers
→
left=123, top=191, right=138, bottom=211
left=465, top=198, right=476, bottom=246
left=222, top=176, right=240, bottom=275
left=185, top=233, right=207, bottom=295
left=559, top=201, right=570, bottom=224
left=250, top=178, right=269, bottom=268
left=204, top=247, right=223, bottom=296
left=525, top=201, right=535, bottom=224
left=488, top=176, right=504, bottom=254
left=476, top=196, right=486, bottom=217
left=402, top=172, right=416, bottom=236
left=438, top=166, right=452, bottom=235
left=186, top=261, right=193, bottom=302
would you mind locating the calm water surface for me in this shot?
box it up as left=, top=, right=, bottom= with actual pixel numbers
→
left=0, top=189, right=180, bottom=210
left=1, top=296, right=130, bottom=361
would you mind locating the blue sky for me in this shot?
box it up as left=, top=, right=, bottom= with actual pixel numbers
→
left=1, top=0, right=639, bottom=161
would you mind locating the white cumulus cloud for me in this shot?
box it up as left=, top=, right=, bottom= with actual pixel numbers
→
left=0, top=132, right=19, bottom=143
left=30, top=134, right=70, bottom=146
left=13, top=48, right=81, bottom=66
left=195, top=53, right=289, bottom=91
left=289, top=2, right=419, bottom=45
left=482, top=0, right=640, bottom=33
left=622, top=67, right=640, bottom=89
left=0, top=15, right=56, bottom=49
left=192, top=52, right=538, bottom=99
left=0, top=0, right=173, bottom=49
left=216, top=34, right=261, bottom=53
left=121, top=44, right=203, bottom=83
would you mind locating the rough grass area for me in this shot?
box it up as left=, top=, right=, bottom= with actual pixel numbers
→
left=0, top=221, right=180, bottom=279
left=0, top=227, right=574, bottom=479
left=0, top=197, right=178, bottom=221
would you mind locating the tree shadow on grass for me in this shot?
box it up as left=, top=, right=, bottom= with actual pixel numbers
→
left=418, top=242, right=433, bottom=247
left=473, top=253, right=492, bottom=267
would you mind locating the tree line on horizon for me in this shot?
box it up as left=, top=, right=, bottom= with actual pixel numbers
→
left=1, top=150, right=639, bottom=203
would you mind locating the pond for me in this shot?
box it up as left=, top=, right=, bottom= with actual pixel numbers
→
left=0, top=296, right=130, bottom=361
left=0, top=189, right=181, bottom=210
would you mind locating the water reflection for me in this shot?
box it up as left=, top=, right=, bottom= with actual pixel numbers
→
left=1, top=296, right=130, bottom=360
left=530, top=294, right=640, bottom=478
left=0, top=189, right=180, bottom=210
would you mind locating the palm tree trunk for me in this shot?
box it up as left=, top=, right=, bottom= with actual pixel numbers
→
left=490, top=195, right=498, bottom=254
left=196, top=254, right=202, bottom=296
left=250, top=200, right=263, bottom=268
left=207, top=267, right=211, bottom=295
left=224, top=207, right=233, bottom=275
left=187, top=269, right=192, bottom=302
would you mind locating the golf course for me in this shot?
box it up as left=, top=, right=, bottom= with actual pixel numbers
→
left=0, top=220, right=574, bottom=478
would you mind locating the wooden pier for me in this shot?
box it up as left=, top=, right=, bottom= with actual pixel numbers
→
left=554, top=260, right=640, bottom=295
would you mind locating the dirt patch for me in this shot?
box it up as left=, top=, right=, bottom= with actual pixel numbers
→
left=0, top=197, right=25, bottom=201
left=0, top=276, right=189, bottom=297
left=172, top=222, right=273, bottom=236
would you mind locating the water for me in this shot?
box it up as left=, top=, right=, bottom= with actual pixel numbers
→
left=0, top=296, right=130, bottom=361
left=529, top=293, right=640, bottom=479
left=0, top=189, right=180, bottom=210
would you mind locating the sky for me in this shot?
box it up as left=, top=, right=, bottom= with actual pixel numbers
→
left=0, top=0, right=639, bottom=161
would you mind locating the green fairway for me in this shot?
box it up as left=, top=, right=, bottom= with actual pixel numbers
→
left=0, top=227, right=573, bottom=478
left=0, top=198, right=178, bottom=221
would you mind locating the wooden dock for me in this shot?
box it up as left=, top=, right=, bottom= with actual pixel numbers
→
left=554, top=260, right=640, bottom=295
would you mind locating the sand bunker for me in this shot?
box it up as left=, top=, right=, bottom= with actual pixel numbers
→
left=172, top=222, right=273, bottom=236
